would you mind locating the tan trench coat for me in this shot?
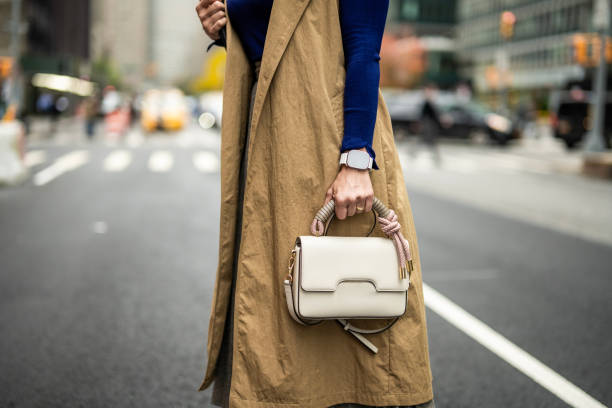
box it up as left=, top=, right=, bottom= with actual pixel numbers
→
left=199, top=0, right=434, bottom=406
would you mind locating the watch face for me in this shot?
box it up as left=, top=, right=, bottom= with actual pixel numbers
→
left=347, top=150, right=370, bottom=169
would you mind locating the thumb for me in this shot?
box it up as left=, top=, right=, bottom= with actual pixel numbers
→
left=324, top=186, right=334, bottom=205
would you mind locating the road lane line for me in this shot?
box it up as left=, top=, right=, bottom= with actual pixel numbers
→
left=103, top=150, right=132, bottom=172
left=148, top=150, right=173, bottom=172
left=193, top=151, right=219, bottom=173
left=33, top=150, right=89, bottom=186
left=423, top=283, right=607, bottom=408
left=425, top=268, right=500, bottom=282
left=24, top=150, right=46, bottom=167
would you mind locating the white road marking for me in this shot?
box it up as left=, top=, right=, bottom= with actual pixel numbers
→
left=148, top=150, right=173, bottom=172
left=92, top=221, right=108, bottom=234
left=423, top=283, right=607, bottom=408
left=103, top=150, right=132, bottom=172
left=24, top=150, right=47, bottom=167
left=125, top=129, right=144, bottom=147
left=193, top=151, right=219, bottom=173
left=33, top=150, right=89, bottom=186
left=399, top=147, right=556, bottom=176
left=425, top=268, right=500, bottom=282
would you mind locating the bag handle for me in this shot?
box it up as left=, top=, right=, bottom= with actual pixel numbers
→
left=310, top=197, right=413, bottom=280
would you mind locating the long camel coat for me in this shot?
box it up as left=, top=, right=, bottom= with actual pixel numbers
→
left=199, top=0, right=434, bottom=406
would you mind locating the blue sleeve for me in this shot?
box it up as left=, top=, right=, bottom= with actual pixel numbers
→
left=338, top=0, right=389, bottom=170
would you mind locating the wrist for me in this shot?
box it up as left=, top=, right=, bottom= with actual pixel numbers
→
left=339, top=163, right=369, bottom=173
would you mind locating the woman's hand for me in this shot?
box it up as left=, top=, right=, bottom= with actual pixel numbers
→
left=195, top=0, right=227, bottom=40
left=325, top=148, right=374, bottom=220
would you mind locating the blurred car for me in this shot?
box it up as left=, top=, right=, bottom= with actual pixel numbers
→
left=549, top=85, right=612, bottom=149
left=383, top=89, right=519, bottom=145
left=141, top=88, right=188, bottom=132
left=161, top=89, right=188, bottom=131
left=141, top=89, right=161, bottom=132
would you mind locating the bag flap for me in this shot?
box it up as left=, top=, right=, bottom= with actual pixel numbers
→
left=297, top=235, right=408, bottom=292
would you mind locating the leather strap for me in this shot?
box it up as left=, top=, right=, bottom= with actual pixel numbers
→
left=283, top=279, right=397, bottom=353
left=336, top=317, right=399, bottom=335
left=336, top=320, right=379, bottom=353
left=310, top=197, right=413, bottom=280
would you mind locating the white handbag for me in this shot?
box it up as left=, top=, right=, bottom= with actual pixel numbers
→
left=283, top=197, right=413, bottom=353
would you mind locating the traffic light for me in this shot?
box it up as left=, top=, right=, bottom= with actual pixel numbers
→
left=0, top=57, right=13, bottom=77
left=572, top=34, right=612, bottom=66
left=500, top=11, right=516, bottom=40
left=573, top=34, right=588, bottom=65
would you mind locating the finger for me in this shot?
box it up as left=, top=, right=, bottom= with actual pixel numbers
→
left=205, top=9, right=225, bottom=31
left=200, top=6, right=224, bottom=24
left=335, top=202, right=348, bottom=220
left=203, top=1, right=225, bottom=18
left=205, top=15, right=226, bottom=38
left=196, top=0, right=214, bottom=13
left=356, top=198, right=367, bottom=214
left=209, top=10, right=226, bottom=26
left=211, top=16, right=227, bottom=33
left=347, top=200, right=356, bottom=217
left=204, top=22, right=220, bottom=40
left=364, top=195, right=373, bottom=213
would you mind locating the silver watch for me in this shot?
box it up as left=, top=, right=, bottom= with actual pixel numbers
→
left=339, top=150, right=373, bottom=170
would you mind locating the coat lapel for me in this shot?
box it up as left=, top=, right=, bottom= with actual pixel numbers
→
left=247, top=0, right=312, bottom=142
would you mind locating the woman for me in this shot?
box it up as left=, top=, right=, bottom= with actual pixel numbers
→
left=195, top=1, right=434, bottom=407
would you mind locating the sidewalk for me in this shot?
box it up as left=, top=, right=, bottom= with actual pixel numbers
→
left=398, top=135, right=612, bottom=246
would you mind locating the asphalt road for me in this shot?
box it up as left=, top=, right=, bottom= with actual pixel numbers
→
left=1, top=136, right=610, bottom=407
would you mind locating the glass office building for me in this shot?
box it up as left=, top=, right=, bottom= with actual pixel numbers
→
left=457, top=0, right=601, bottom=93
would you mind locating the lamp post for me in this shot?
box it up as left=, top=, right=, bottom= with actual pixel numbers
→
left=7, top=0, right=22, bottom=111
left=584, top=0, right=610, bottom=152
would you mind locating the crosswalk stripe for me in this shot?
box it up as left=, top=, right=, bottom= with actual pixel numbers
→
left=24, top=150, right=47, bottom=167
left=193, top=151, right=220, bottom=173
left=148, top=150, right=173, bottom=172
left=33, top=150, right=89, bottom=186
left=103, top=150, right=132, bottom=172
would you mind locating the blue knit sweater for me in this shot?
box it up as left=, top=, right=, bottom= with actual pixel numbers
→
left=225, top=0, right=389, bottom=169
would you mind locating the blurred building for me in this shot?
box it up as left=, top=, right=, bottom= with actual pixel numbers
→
left=150, top=0, right=209, bottom=86
left=90, top=0, right=209, bottom=89
left=388, top=0, right=457, bottom=37
left=457, top=0, right=608, bottom=97
left=0, top=0, right=19, bottom=57
left=384, top=0, right=459, bottom=89
left=90, top=0, right=152, bottom=90
left=0, top=0, right=92, bottom=115
left=1, top=0, right=90, bottom=73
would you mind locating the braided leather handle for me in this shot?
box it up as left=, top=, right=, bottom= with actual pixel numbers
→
left=310, top=197, right=413, bottom=280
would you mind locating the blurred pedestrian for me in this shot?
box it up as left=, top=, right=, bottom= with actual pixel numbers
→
left=516, top=95, right=538, bottom=139
left=84, top=92, right=99, bottom=140
left=419, top=84, right=442, bottom=165
left=196, top=1, right=434, bottom=407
